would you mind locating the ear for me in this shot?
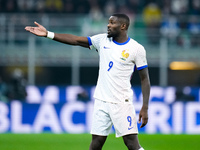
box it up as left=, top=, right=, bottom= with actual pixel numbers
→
left=121, top=23, right=127, bottom=30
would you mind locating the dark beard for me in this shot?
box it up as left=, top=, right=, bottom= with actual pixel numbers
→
left=107, top=32, right=118, bottom=38
left=107, top=34, right=112, bottom=38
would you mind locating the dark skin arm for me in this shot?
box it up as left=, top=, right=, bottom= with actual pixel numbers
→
left=138, top=67, right=150, bottom=128
left=25, top=21, right=89, bottom=48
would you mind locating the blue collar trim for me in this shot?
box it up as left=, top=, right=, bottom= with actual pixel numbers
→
left=113, top=37, right=130, bottom=45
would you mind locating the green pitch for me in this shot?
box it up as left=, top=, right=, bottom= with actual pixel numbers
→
left=0, top=133, right=199, bottom=150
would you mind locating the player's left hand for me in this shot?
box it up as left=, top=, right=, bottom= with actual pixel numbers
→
left=138, top=106, right=148, bottom=128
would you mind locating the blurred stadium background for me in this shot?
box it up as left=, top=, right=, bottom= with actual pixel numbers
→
left=0, top=0, right=200, bottom=149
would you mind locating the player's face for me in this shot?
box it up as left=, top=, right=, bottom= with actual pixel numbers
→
left=107, top=16, right=121, bottom=38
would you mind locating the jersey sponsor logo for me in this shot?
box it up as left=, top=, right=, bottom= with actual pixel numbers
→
left=128, top=127, right=134, bottom=130
left=103, top=46, right=110, bottom=49
left=120, top=50, right=129, bottom=61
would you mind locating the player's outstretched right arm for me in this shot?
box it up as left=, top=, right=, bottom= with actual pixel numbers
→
left=25, top=21, right=89, bottom=48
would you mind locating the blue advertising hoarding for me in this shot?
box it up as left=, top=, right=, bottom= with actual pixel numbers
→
left=0, top=86, right=200, bottom=134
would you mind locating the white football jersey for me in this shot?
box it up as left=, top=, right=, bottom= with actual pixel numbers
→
left=87, top=33, right=148, bottom=103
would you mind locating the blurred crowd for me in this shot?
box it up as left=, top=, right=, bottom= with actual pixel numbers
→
left=0, top=0, right=199, bottom=16
left=0, top=0, right=200, bottom=46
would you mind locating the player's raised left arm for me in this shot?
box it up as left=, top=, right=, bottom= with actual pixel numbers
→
left=138, top=67, right=150, bottom=128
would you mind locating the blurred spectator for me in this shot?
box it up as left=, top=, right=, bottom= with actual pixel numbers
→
left=63, top=0, right=75, bottom=13
left=118, top=4, right=135, bottom=27
left=160, top=16, right=184, bottom=46
left=162, top=0, right=171, bottom=15
left=0, top=76, right=8, bottom=102
left=127, top=0, right=142, bottom=14
left=190, top=0, right=200, bottom=15
left=171, top=0, right=189, bottom=15
left=89, top=5, right=103, bottom=21
left=74, top=0, right=90, bottom=14
left=171, top=0, right=189, bottom=29
left=142, top=2, right=161, bottom=44
left=104, top=0, right=116, bottom=17
left=6, top=68, right=27, bottom=102
left=36, top=0, right=45, bottom=13
left=84, top=2, right=105, bottom=35
left=4, top=0, right=18, bottom=12
left=45, top=0, right=64, bottom=12
left=187, top=16, right=200, bottom=47
left=118, top=4, right=135, bottom=18
left=17, top=0, right=34, bottom=12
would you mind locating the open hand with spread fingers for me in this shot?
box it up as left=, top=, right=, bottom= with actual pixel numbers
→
left=25, top=21, right=47, bottom=37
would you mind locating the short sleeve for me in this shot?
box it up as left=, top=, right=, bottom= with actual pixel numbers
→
left=135, top=45, right=148, bottom=70
left=87, top=34, right=106, bottom=51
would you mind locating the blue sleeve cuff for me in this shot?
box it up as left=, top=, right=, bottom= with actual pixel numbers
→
left=87, top=37, right=92, bottom=46
left=137, top=65, right=148, bottom=70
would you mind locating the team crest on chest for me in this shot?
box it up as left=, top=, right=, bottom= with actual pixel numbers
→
left=120, top=49, right=129, bottom=61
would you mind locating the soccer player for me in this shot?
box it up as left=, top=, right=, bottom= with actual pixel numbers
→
left=25, top=13, right=150, bottom=150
